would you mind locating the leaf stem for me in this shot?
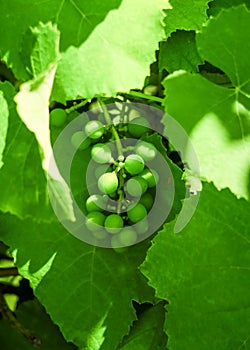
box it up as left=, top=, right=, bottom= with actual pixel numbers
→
left=0, top=267, right=18, bottom=277
left=65, top=99, right=90, bottom=114
left=123, top=91, right=164, bottom=104
left=98, top=98, right=123, bottom=157
left=0, top=290, right=41, bottom=346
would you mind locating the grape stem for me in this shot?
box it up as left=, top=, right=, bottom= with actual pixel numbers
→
left=0, top=267, right=18, bottom=277
left=65, top=99, right=90, bottom=114
left=0, top=289, right=41, bottom=346
left=117, top=169, right=125, bottom=214
left=122, top=91, right=164, bottom=103
left=97, top=98, right=123, bottom=157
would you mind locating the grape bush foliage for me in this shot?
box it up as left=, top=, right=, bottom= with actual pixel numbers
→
left=0, top=1, right=249, bottom=350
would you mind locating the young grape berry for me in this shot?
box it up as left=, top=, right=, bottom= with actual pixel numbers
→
left=128, top=117, right=150, bottom=137
left=104, top=214, right=124, bottom=234
left=85, top=120, right=105, bottom=139
left=86, top=211, right=106, bottom=231
left=86, top=194, right=107, bottom=212
left=91, top=143, right=112, bottom=164
left=50, top=108, right=67, bottom=127
left=118, top=227, right=137, bottom=246
left=124, top=154, right=144, bottom=175
left=125, top=176, right=148, bottom=197
left=127, top=203, right=147, bottom=223
left=135, top=141, right=156, bottom=161
left=140, top=169, right=159, bottom=188
left=139, top=192, right=154, bottom=211
left=98, top=172, right=118, bottom=194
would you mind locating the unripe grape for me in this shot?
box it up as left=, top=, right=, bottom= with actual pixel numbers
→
left=140, top=169, right=159, bottom=187
left=89, top=101, right=102, bottom=114
left=118, top=227, right=137, bottom=245
left=139, top=192, right=154, bottom=211
left=128, top=109, right=141, bottom=121
left=86, top=194, right=106, bottom=212
left=135, top=141, right=157, bottom=161
left=50, top=108, right=67, bottom=127
left=91, top=143, right=112, bottom=164
left=92, top=230, right=108, bottom=240
left=124, top=154, right=144, bottom=175
left=84, top=120, right=104, bottom=139
left=85, top=211, right=105, bottom=231
left=128, top=117, right=150, bottom=137
left=127, top=203, right=147, bottom=223
left=143, top=84, right=158, bottom=96
left=98, top=172, right=118, bottom=194
left=136, top=218, right=149, bottom=234
left=71, top=131, right=91, bottom=150
left=125, top=177, right=148, bottom=197
left=104, top=214, right=123, bottom=234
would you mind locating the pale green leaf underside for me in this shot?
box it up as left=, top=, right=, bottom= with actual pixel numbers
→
left=14, top=22, right=75, bottom=221
left=0, top=82, right=54, bottom=221
left=0, top=213, right=154, bottom=350
left=0, top=91, right=9, bottom=169
left=52, top=0, right=166, bottom=102
left=141, top=183, right=250, bottom=350
left=163, top=6, right=250, bottom=199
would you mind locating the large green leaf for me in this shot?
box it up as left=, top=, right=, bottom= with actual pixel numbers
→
left=118, top=303, right=167, bottom=350
left=141, top=183, right=250, bottom=350
left=0, top=300, right=76, bottom=350
left=0, top=0, right=122, bottom=80
left=0, top=213, right=155, bottom=350
left=0, top=91, right=8, bottom=168
left=163, top=0, right=210, bottom=38
left=163, top=6, right=250, bottom=199
left=0, top=82, right=53, bottom=221
left=51, top=0, right=166, bottom=102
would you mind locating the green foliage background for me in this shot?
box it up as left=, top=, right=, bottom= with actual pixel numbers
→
left=0, top=1, right=249, bottom=349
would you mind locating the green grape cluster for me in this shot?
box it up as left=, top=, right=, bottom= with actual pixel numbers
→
left=56, top=105, right=159, bottom=248
left=85, top=148, right=158, bottom=248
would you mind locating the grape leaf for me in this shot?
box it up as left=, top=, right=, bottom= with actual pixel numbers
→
left=141, top=183, right=250, bottom=350
left=163, top=0, right=210, bottom=38
left=0, top=213, right=155, bottom=350
left=118, top=302, right=167, bottom=350
left=51, top=0, right=167, bottom=102
left=0, top=91, right=8, bottom=169
left=0, top=82, right=54, bottom=221
left=14, top=22, right=75, bottom=222
left=0, top=0, right=122, bottom=80
left=159, top=31, right=203, bottom=73
left=197, top=5, right=250, bottom=92
left=163, top=6, right=250, bottom=199
left=208, top=0, right=250, bottom=17
left=0, top=300, right=76, bottom=350
left=22, top=21, right=60, bottom=77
